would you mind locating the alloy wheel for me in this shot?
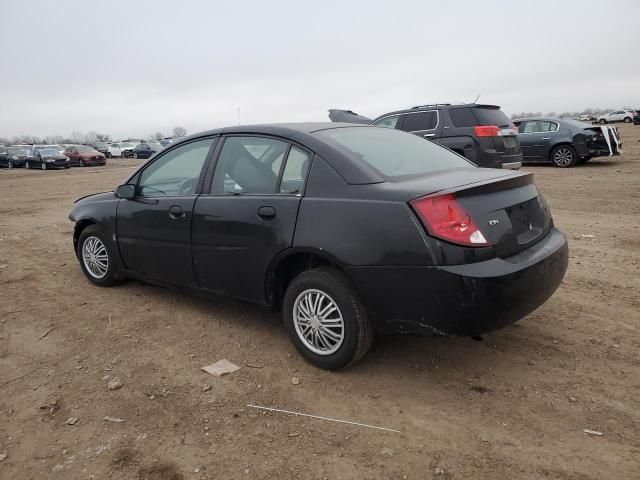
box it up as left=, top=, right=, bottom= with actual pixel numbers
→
left=82, top=236, right=109, bottom=279
left=41, top=162, right=47, bottom=170
left=8, top=162, right=13, bottom=169
left=293, top=289, right=345, bottom=355
left=553, top=148, right=573, bottom=167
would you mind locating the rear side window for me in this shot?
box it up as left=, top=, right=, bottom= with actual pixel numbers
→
left=449, top=107, right=478, bottom=127
left=400, top=111, right=437, bottom=132
left=279, top=146, right=312, bottom=194
left=317, top=127, right=472, bottom=178
left=212, top=137, right=287, bottom=194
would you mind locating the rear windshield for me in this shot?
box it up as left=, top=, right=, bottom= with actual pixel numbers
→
left=562, top=119, right=594, bottom=129
left=317, top=127, right=473, bottom=178
left=473, top=107, right=512, bottom=127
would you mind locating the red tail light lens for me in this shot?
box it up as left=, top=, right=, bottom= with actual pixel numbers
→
left=474, top=125, right=501, bottom=137
left=411, top=193, right=490, bottom=247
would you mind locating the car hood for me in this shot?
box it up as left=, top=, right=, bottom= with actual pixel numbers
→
left=74, top=191, right=114, bottom=204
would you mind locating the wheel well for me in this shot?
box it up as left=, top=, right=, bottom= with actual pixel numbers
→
left=73, top=219, right=96, bottom=252
left=266, top=252, right=338, bottom=311
left=549, top=142, right=574, bottom=159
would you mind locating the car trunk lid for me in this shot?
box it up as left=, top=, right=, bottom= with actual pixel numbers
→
left=402, top=169, right=551, bottom=257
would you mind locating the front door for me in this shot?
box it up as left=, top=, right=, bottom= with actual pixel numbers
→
left=192, top=136, right=312, bottom=303
left=116, top=137, right=216, bottom=286
left=518, top=120, right=557, bottom=160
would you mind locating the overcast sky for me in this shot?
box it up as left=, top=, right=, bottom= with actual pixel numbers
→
left=1, top=0, right=638, bottom=139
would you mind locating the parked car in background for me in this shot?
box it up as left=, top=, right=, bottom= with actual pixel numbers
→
left=131, top=143, right=153, bottom=159
left=87, top=142, right=109, bottom=156
left=513, top=117, right=621, bottom=167
left=25, top=147, right=70, bottom=170
left=107, top=143, right=124, bottom=158
left=596, top=110, right=634, bottom=124
left=69, top=123, right=567, bottom=369
left=63, top=145, right=106, bottom=167
left=329, top=103, right=522, bottom=169
left=633, top=110, right=640, bottom=125
left=120, top=142, right=138, bottom=158
left=577, top=114, right=594, bottom=122
left=146, top=141, right=163, bottom=154
left=159, top=139, right=173, bottom=147
left=0, top=146, right=29, bottom=168
left=34, top=144, right=65, bottom=153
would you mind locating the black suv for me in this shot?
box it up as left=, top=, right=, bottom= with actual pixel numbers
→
left=329, top=103, right=522, bottom=169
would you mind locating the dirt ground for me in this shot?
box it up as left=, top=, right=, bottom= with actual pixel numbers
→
left=1, top=125, right=639, bottom=480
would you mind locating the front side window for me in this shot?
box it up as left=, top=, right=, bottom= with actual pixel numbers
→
left=211, top=137, right=287, bottom=194
left=138, top=138, right=215, bottom=197
left=279, top=146, right=312, bottom=194
left=400, top=111, right=438, bottom=132
left=372, top=115, right=401, bottom=129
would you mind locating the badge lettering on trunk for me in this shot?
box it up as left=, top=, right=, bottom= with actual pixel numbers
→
left=488, top=219, right=499, bottom=226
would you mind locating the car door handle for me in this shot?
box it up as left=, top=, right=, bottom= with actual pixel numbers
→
left=169, top=205, right=186, bottom=219
left=258, top=206, right=276, bottom=219
left=541, top=137, right=550, bottom=140
left=423, top=133, right=435, bottom=138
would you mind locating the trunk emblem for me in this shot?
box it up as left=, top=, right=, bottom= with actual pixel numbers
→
left=488, top=219, right=499, bottom=226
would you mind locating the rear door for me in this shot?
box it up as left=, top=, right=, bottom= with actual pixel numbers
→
left=116, top=137, right=216, bottom=286
left=192, top=136, right=312, bottom=303
left=397, top=110, right=440, bottom=139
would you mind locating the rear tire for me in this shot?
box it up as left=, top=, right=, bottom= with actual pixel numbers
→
left=599, top=119, right=606, bottom=125
left=77, top=225, right=124, bottom=287
left=283, top=267, right=374, bottom=370
left=551, top=145, right=577, bottom=168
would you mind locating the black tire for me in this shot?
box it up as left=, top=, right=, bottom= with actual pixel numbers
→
left=624, top=117, right=631, bottom=123
left=7, top=161, right=13, bottom=169
left=25, top=161, right=31, bottom=169
left=550, top=145, right=577, bottom=168
left=41, top=162, right=47, bottom=170
left=107, top=152, right=112, bottom=158
left=599, top=119, right=606, bottom=125
left=134, top=152, right=138, bottom=159
left=79, top=159, right=85, bottom=167
left=77, top=225, right=124, bottom=287
left=283, top=267, right=374, bottom=370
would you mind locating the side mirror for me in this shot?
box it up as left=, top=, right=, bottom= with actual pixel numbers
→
left=115, top=184, right=136, bottom=199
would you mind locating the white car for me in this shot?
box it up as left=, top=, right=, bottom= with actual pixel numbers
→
left=107, top=143, right=124, bottom=158
left=597, top=110, right=634, bottom=124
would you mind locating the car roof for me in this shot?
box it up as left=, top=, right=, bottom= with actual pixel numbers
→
left=371, top=103, right=501, bottom=122
left=512, top=117, right=564, bottom=122
left=160, top=122, right=380, bottom=185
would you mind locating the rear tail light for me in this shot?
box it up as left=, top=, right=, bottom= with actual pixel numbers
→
left=411, top=193, right=490, bottom=247
left=474, top=125, right=501, bottom=137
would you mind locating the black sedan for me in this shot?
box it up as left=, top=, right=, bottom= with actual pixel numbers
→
left=513, top=117, right=621, bottom=167
left=0, top=146, right=29, bottom=168
left=131, top=143, right=153, bottom=159
left=69, top=123, right=568, bottom=369
left=25, top=148, right=70, bottom=170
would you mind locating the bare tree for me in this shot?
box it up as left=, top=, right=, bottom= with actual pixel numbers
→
left=172, top=126, right=187, bottom=137
left=154, top=131, right=164, bottom=140
left=71, top=130, right=85, bottom=143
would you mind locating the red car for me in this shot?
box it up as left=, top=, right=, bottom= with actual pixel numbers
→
left=64, top=145, right=106, bottom=167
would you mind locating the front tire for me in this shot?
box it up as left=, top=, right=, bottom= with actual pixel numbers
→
left=41, top=162, right=47, bottom=170
left=107, top=152, right=112, bottom=158
left=551, top=145, right=577, bottom=168
left=599, top=119, right=606, bottom=125
left=77, top=225, right=124, bottom=287
left=25, top=161, right=31, bottom=169
left=624, top=116, right=631, bottom=123
left=79, top=159, right=85, bottom=167
left=134, top=152, right=138, bottom=159
left=7, top=161, right=13, bottom=169
left=283, top=267, right=374, bottom=370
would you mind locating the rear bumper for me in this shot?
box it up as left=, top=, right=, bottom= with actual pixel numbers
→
left=476, top=151, right=523, bottom=169
left=346, top=227, right=568, bottom=336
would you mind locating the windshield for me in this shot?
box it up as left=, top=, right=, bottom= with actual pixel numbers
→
left=7, top=147, right=28, bottom=155
left=121, top=143, right=134, bottom=147
left=317, top=127, right=473, bottom=178
left=40, top=149, right=60, bottom=156
left=77, top=146, right=97, bottom=153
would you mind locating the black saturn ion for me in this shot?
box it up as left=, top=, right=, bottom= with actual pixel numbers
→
left=69, top=123, right=568, bottom=369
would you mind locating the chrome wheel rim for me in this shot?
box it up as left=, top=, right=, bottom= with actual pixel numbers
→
left=82, top=236, right=108, bottom=279
left=293, top=289, right=344, bottom=355
left=553, top=148, right=573, bottom=166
